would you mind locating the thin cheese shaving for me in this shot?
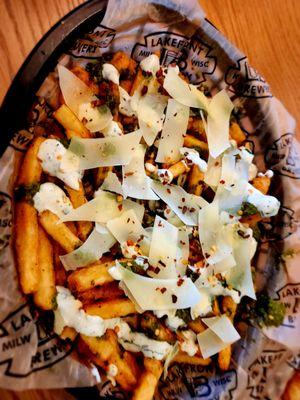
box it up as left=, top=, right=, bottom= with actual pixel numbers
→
left=59, top=226, right=116, bottom=271
left=122, top=144, right=159, bottom=200
left=109, top=263, right=201, bottom=311
left=148, top=216, right=178, bottom=279
left=101, top=171, right=124, bottom=196
left=156, top=99, right=189, bottom=163
left=61, top=130, right=142, bottom=170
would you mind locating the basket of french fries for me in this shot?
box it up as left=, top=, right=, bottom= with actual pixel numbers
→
left=0, top=0, right=299, bottom=398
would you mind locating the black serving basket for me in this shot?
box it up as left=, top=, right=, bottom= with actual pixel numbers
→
left=0, top=0, right=107, bottom=156
left=0, top=1, right=107, bottom=397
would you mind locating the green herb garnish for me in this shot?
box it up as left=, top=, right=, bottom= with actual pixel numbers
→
left=240, top=202, right=259, bottom=216
left=14, top=183, right=40, bottom=204
left=175, top=308, right=192, bottom=323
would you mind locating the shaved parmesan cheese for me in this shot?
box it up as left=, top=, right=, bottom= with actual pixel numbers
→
left=176, top=227, right=189, bottom=276
left=102, top=63, right=120, bottom=85
left=101, top=171, right=124, bottom=196
left=180, top=147, right=207, bottom=172
left=122, top=144, right=158, bottom=200
left=156, top=99, right=189, bottom=163
left=140, top=54, right=160, bottom=75
left=109, top=263, right=201, bottom=311
left=206, top=90, right=234, bottom=158
left=197, top=315, right=240, bottom=359
left=224, top=231, right=257, bottom=300
left=119, top=86, right=136, bottom=117
left=57, top=64, right=95, bottom=116
left=59, top=226, right=116, bottom=271
left=62, top=130, right=142, bottom=170
left=137, top=93, right=167, bottom=146
left=151, top=181, right=208, bottom=226
left=204, top=155, right=222, bottom=188
left=246, top=184, right=280, bottom=217
left=102, top=121, right=123, bottom=137
left=60, top=190, right=144, bottom=223
left=33, top=183, right=73, bottom=218
left=148, top=216, right=178, bottom=279
left=78, top=103, right=112, bottom=133
left=163, top=66, right=209, bottom=110
left=107, top=209, right=148, bottom=245
left=198, top=202, right=236, bottom=270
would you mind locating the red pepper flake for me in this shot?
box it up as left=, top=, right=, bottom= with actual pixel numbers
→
left=182, top=197, right=186, bottom=203
left=229, top=214, right=234, bottom=219
left=182, top=205, right=188, bottom=214
left=165, top=208, right=171, bottom=214
left=91, top=99, right=102, bottom=107
left=82, top=117, right=88, bottom=124
left=179, top=240, right=186, bottom=245
left=154, top=266, right=160, bottom=274
left=172, top=294, right=178, bottom=303
left=167, top=188, right=171, bottom=194
left=177, top=278, right=184, bottom=287
left=189, top=207, right=196, bottom=213
left=141, top=85, right=148, bottom=96
left=125, top=172, right=134, bottom=177
left=118, top=204, right=123, bottom=211
left=214, top=162, right=220, bottom=166
left=220, top=180, right=225, bottom=184
left=127, top=218, right=130, bottom=223
left=161, top=287, right=167, bottom=294
left=158, top=260, right=166, bottom=268
left=158, top=220, right=163, bottom=227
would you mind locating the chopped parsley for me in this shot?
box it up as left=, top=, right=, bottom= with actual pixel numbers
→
left=86, top=61, right=104, bottom=83
left=239, top=293, right=285, bottom=328
left=240, top=202, right=259, bottom=216
left=175, top=308, right=192, bottom=323
left=119, top=260, right=148, bottom=276
left=14, top=183, right=40, bottom=204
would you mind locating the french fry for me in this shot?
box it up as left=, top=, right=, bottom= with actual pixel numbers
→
left=53, top=104, right=90, bottom=138
left=229, top=122, right=246, bottom=146
left=53, top=242, right=67, bottom=286
left=187, top=117, right=206, bottom=139
left=183, top=135, right=208, bottom=153
left=94, top=166, right=113, bottom=188
left=81, top=331, right=138, bottom=391
left=39, top=210, right=82, bottom=253
left=172, top=351, right=211, bottom=365
left=132, top=358, right=163, bottom=400
left=218, top=296, right=237, bottom=371
left=168, top=160, right=190, bottom=179
left=66, top=183, right=93, bottom=241
left=14, top=137, right=45, bottom=294
left=188, top=165, right=204, bottom=196
left=60, top=326, right=77, bottom=342
left=70, top=65, right=99, bottom=94
left=282, top=372, right=300, bottom=400
left=252, top=175, right=271, bottom=194
left=85, top=298, right=136, bottom=319
left=68, top=260, right=116, bottom=292
left=140, top=312, right=176, bottom=343
left=14, top=202, right=39, bottom=294
left=78, top=281, right=124, bottom=304
left=130, top=68, right=144, bottom=96
left=17, top=137, right=44, bottom=185
left=111, top=51, right=137, bottom=93
left=188, top=317, right=206, bottom=334
left=33, top=226, right=56, bottom=310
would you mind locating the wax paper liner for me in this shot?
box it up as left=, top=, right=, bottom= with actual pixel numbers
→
left=0, top=0, right=299, bottom=397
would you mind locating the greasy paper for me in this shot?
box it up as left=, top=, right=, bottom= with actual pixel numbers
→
left=0, top=0, right=299, bottom=397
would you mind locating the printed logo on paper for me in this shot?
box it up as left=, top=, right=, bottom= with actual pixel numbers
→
left=286, top=352, right=300, bottom=370
left=158, top=364, right=237, bottom=400
left=265, top=133, right=300, bottom=179
left=69, top=25, right=115, bottom=58
left=0, top=303, right=72, bottom=377
left=132, top=32, right=216, bottom=83
left=275, top=283, right=300, bottom=329
left=9, top=130, right=34, bottom=152
left=247, top=348, right=287, bottom=399
left=257, top=206, right=298, bottom=243
left=0, top=192, right=12, bottom=251
left=98, top=380, right=129, bottom=399
left=225, top=57, right=272, bottom=99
